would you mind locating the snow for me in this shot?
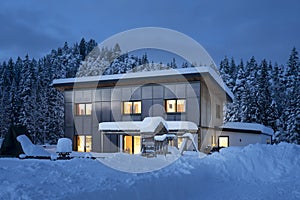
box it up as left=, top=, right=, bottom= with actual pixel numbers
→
left=222, top=122, right=274, bottom=135
left=16, top=135, right=51, bottom=157
left=154, top=134, right=176, bottom=141
left=140, top=116, right=168, bottom=132
left=53, top=66, right=234, bottom=100
left=99, top=117, right=198, bottom=132
left=0, top=143, right=299, bottom=200
left=56, top=138, right=72, bottom=153
left=179, top=133, right=199, bottom=154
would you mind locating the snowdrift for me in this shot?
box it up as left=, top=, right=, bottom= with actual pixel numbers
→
left=0, top=143, right=299, bottom=200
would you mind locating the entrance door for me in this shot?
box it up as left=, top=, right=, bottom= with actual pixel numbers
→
left=76, top=135, right=92, bottom=152
left=218, top=136, right=229, bottom=147
left=123, top=135, right=141, bottom=154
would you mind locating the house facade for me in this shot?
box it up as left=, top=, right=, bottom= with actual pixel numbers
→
left=53, top=67, right=234, bottom=153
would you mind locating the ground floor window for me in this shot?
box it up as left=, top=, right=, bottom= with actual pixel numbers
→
left=76, top=135, right=92, bottom=152
left=123, top=135, right=141, bottom=154
left=218, top=136, right=229, bottom=147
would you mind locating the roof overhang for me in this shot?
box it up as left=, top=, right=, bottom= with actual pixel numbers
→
left=52, top=67, right=234, bottom=101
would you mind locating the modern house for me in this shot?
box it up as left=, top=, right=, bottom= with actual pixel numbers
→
left=52, top=66, right=271, bottom=154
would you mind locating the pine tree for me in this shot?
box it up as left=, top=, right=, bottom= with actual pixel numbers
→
left=282, top=47, right=300, bottom=144
left=79, top=38, right=86, bottom=60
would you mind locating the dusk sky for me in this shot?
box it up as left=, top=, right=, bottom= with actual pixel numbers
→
left=1, top=0, right=300, bottom=65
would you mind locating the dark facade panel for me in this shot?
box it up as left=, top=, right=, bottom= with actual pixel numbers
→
left=130, top=115, right=142, bottom=121
left=142, top=86, right=152, bottom=99
left=166, top=114, right=176, bottom=121
left=65, top=103, right=74, bottom=127
left=187, top=97, right=200, bottom=125
left=103, top=134, right=119, bottom=153
left=175, top=84, right=186, bottom=98
left=153, top=85, right=164, bottom=99
left=92, top=127, right=101, bottom=152
left=142, top=99, right=152, bottom=118
left=75, top=90, right=92, bottom=103
left=94, top=89, right=102, bottom=102
left=175, top=114, right=186, bottom=121
left=131, top=87, right=141, bottom=100
left=152, top=99, right=165, bottom=117
left=111, top=88, right=121, bottom=101
left=111, top=101, right=121, bottom=121
left=82, top=90, right=92, bottom=102
left=164, top=85, right=176, bottom=99
left=83, top=118, right=92, bottom=135
left=121, top=87, right=132, bottom=101
left=64, top=91, right=74, bottom=103
left=65, top=127, right=74, bottom=139
left=94, top=102, right=102, bottom=123
left=101, top=102, right=111, bottom=122
left=74, top=117, right=83, bottom=134
left=101, top=88, right=111, bottom=101
left=187, top=82, right=200, bottom=97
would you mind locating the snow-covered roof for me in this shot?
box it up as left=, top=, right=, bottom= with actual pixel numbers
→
left=221, top=122, right=274, bottom=136
left=99, top=117, right=198, bottom=133
left=52, top=66, right=234, bottom=100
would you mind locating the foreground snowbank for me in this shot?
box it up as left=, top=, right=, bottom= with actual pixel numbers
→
left=0, top=143, right=299, bottom=200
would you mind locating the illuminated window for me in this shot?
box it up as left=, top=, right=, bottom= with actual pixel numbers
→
left=75, top=103, right=92, bottom=115
left=123, top=101, right=141, bottom=114
left=165, top=99, right=186, bottom=113
left=124, top=135, right=141, bottom=154
left=76, top=135, right=92, bottom=152
left=218, top=136, right=229, bottom=147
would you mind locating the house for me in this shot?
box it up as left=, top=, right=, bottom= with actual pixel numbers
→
left=216, top=122, right=273, bottom=148
left=52, top=66, right=235, bottom=153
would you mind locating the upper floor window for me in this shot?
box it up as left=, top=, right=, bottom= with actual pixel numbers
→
left=75, top=103, right=92, bottom=115
left=123, top=101, right=141, bottom=114
left=165, top=99, right=186, bottom=113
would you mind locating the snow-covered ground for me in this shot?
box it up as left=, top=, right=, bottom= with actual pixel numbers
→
left=0, top=143, right=299, bottom=200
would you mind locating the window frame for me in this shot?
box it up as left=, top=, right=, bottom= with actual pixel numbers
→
left=122, top=100, right=142, bottom=115
left=218, top=136, right=229, bottom=148
left=165, top=99, right=186, bottom=113
left=76, top=135, right=92, bottom=152
left=75, top=103, right=92, bottom=116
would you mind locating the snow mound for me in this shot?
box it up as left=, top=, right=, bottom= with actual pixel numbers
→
left=0, top=143, right=299, bottom=200
left=98, top=146, right=181, bottom=173
left=56, top=138, right=72, bottom=153
left=16, top=135, right=50, bottom=157
left=206, top=143, right=300, bottom=182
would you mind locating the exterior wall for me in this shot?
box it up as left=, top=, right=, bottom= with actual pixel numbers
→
left=217, top=131, right=272, bottom=146
left=64, top=81, right=202, bottom=152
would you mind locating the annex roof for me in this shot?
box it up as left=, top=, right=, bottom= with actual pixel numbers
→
left=221, top=122, right=274, bottom=136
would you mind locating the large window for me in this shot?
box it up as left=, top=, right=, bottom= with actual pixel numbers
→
left=124, top=135, right=141, bottom=154
left=165, top=99, right=186, bottom=113
left=123, top=101, right=141, bottom=114
left=76, top=135, right=92, bottom=152
left=75, top=103, right=92, bottom=115
left=218, top=136, right=229, bottom=148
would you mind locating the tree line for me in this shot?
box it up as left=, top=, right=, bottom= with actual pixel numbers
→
left=0, top=37, right=299, bottom=144
left=220, top=48, right=300, bottom=144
